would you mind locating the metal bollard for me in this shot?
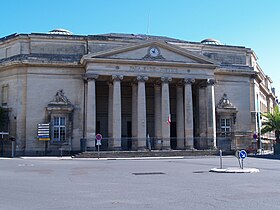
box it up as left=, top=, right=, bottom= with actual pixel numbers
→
left=219, top=149, right=223, bottom=169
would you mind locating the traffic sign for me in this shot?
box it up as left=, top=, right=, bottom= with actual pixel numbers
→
left=239, top=150, right=247, bottom=159
left=96, top=134, right=102, bottom=141
left=253, top=133, right=258, bottom=139
left=96, top=140, right=101, bottom=146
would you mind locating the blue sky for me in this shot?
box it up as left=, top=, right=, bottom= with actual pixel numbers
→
left=1, top=0, right=280, bottom=94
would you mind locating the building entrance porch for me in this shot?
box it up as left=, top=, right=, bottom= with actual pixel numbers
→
left=85, top=75, right=216, bottom=151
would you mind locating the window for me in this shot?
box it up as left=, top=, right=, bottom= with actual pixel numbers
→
left=52, top=116, right=66, bottom=141
left=220, top=118, right=231, bottom=136
left=1, top=85, right=8, bottom=106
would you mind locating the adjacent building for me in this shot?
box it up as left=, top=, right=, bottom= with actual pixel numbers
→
left=0, top=29, right=277, bottom=155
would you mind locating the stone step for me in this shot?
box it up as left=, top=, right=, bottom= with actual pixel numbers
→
left=74, top=150, right=219, bottom=158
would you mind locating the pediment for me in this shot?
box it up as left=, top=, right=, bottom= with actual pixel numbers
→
left=81, top=41, right=217, bottom=65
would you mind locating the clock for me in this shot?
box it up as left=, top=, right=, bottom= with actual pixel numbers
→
left=149, top=47, right=160, bottom=57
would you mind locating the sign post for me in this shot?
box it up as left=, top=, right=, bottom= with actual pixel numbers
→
left=95, top=134, right=102, bottom=159
left=239, top=150, right=247, bottom=169
left=37, top=123, right=50, bottom=155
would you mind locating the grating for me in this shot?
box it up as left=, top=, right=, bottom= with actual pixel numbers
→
left=132, top=172, right=165, bottom=175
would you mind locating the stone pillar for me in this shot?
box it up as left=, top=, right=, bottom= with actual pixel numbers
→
left=107, top=81, right=113, bottom=149
left=137, top=75, right=148, bottom=149
left=112, top=75, right=123, bottom=150
left=86, top=74, right=99, bottom=148
left=199, top=84, right=207, bottom=149
left=206, top=79, right=216, bottom=149
left=161, top=76, right=172, bottom=149
left=176, top=83, right=185, bottom=149
left=131, top=81, right=138, bottom=150
left=184, top=78, right=195, bottom=149
left=154, top=82, right=162, bottom=149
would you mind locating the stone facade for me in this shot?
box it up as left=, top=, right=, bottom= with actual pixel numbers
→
left=0, top=31, right=276, bottom=155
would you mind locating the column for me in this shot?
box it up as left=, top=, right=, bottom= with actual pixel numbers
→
left=198, top=84, right=207, bottom=149
left=154, top=82, right=162, bottom=149
left=184, top=78, right=195, bottom=149
left=176, top=83, right=184, bottom=149
left=86, top=74, right=99, bottom=148
left=206, top=78, right=216, bottom=149
left=107, top=81, right=113, bottom=149
left=137, top=75, right=148, bottom=149
left=112, top=75, right=123, bottom=150
left=131, top=81, right=138, bottom=150
left=161, top=76, right=172, bottom=148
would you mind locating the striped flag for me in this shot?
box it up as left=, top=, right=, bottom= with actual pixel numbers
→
left=167, top=114, right=171, bottom=125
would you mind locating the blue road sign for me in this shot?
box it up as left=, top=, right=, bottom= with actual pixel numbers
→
left=239, top=150, right=247, bottom=159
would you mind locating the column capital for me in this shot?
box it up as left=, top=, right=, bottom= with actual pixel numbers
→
left=207, top=78, right=215, bottom=86
left=84, top=73, right=99, bottom=81
left=161, top=76, right=172, bottom=83
left=112, top=75, right=124, bottom=81
left=184, top=78, right=195, bottom=85
left=137, top=75, right=149, bottom=82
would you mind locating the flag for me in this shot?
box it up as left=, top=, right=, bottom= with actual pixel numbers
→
left=167, top=114, right=171, bottom=125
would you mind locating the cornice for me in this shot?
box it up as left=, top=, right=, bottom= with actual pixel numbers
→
left=84, top=57, right=217, bottom=69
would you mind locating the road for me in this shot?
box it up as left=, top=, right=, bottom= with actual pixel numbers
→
left=1, top=156, right=280, bottom=210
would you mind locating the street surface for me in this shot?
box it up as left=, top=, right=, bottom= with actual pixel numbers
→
left=1, top=156, right=280, bottom=210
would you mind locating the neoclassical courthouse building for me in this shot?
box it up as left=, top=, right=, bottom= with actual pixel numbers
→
left=0, top=29, right=277, bottom=155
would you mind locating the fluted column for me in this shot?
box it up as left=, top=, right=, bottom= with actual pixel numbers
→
left=86, top=74, right=99, bottom=148
left=112, top=75, right=123, bottom=150
left=137, top=75, right=148, bottom=149
left=107, top=81, right=113, bottom=149
left=161, top=76, right=172, bottom=149
left=131, top=81, right=138, bottom=150
left=154, top=82, right=162, bottom=149
left=184, top=78, right=195, bottom=149
left=206, top=79, right=216, bottom=149
left=176, top=82, right=184, bottom=149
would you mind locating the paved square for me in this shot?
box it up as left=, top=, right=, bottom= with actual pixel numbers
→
left=1, top=156, right=280, bottom=210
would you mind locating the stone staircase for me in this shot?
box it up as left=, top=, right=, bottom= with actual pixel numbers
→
left=74, top=149, right=219, bottom=158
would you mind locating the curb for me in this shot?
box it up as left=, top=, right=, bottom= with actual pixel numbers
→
left=209, top=167, right=260, bottom=173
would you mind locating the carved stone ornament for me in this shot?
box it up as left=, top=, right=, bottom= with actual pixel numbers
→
left=161, top=76, right=172, bottom=83
left=137, top=75, right=149, bottom=82
left=112, top=75, right=124, bottom=81
left=49, top=89, right=72, bottom=106
left=184, top=78, right=195, bottom=85
left=207, top=79, right=215, bottom=86
left=217, top=93, right=237, bottom=110
left=84, top=73, right=99, bottom=81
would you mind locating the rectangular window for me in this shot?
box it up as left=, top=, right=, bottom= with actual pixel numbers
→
left=53, top=116, right=66, bottom=141
left=1, top=85, right=8, bottom=106
left=220, top=118, right=231, bottom=136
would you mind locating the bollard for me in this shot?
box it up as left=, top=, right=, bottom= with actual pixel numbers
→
left=219, top=149, right=223, bottom=169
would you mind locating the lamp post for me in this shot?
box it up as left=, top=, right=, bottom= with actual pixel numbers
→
left=257, top=111, right=262, bottom=153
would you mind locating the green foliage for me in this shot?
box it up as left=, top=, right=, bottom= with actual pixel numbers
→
left=261, top=106, right=280, bottom=141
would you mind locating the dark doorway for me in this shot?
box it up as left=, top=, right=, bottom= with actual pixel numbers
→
left=96, top=121, right=108, bottom=151
left=170, top=122, right=177, bottom=149
left=126, top=121, right=132, bottom=150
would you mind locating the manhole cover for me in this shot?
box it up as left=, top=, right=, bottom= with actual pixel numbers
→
left=132, top=172, right=165, bottom=175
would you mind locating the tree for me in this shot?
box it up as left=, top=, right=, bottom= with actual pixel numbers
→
left=261, top=105, right=280, bottom=144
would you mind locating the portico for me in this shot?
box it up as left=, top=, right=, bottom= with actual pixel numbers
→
left=81, top=41, right=217, bottom=151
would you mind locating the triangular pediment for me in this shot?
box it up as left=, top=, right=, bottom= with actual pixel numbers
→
left=82, top=41, right=217, bottom=65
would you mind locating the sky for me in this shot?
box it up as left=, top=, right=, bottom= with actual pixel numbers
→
left=1, top=0, right=280, bottom=94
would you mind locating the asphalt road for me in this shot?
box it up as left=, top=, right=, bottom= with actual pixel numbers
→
left=1, top=156, right=280, bottom=210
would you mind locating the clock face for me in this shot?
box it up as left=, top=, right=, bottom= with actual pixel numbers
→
left=149, top=47, right=160, bottom=57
